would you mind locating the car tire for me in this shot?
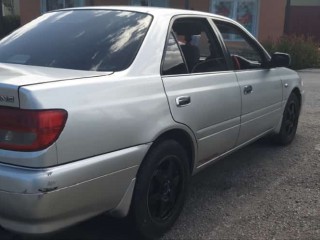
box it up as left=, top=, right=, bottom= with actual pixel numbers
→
left=130, top=140, right=190, bottom=240
left=274, top=93, right=300, bottom=145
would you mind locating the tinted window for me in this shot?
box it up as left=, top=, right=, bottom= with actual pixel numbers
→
left=172, top=18, right=228, bottom=73
left=162, top=33, right=188, bottom=75
left=214, top=20, right=265, bottom=70
left=0, top=10, right=152, bottom=72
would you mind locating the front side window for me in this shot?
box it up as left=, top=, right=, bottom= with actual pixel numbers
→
left=41, top=0, right=85, bottom=13
left=214, top=20, right=265, bottom=70
left=132, top=0, right=169, bottom=7
left=0, top=10, right=152, bottom=72
left=211, top=0, right=259, bottom=36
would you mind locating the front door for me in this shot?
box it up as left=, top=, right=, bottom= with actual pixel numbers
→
left=213, top=20, right=283, bottom=145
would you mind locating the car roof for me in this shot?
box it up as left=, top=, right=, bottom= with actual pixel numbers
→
left=58, top=5, right=231, bottom=22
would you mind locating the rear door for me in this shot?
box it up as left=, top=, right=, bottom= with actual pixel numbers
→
left=213, top=20, right=283, bottom=145
left=161, top=17, right=241, bottom=167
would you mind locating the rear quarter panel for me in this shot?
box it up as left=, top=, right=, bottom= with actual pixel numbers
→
left=19, top=73, right=177, bottom=164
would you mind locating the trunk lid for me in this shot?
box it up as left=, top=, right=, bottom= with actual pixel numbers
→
left=0, top=63, right=112, bottom=107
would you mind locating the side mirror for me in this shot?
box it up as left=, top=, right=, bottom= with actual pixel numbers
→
left=270, top=52, right=291, bottom=68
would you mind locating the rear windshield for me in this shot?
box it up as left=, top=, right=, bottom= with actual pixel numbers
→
left=0, top=10, right=152, bottom=72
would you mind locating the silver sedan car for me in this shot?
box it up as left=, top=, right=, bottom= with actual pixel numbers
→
left=0, top=6, right=303, bottom=239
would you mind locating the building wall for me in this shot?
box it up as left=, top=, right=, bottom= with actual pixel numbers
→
left=170, top=0, right=184, bottom=9
left=20, top=0, right=40, bottom=25
left=91, top=0, right=129, bottom=5
left=258, top=0, right=286, bottom=41
left=287, top=6, right=320, bottom=42
left=19, top=0, right=287, bottom=42
left=189, top=0, right=209, bottom=11
left=14, top=0, right=20, bottom=15
left=291, top=0, right=320, bottom=6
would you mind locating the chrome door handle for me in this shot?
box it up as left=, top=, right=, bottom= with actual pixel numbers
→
left=243, top=85, right=253, bottom=95
left=176, top=96, right=191, bottom=107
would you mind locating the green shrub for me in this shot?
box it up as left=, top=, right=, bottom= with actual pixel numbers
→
left=0, top=15, right=20, bottom=38
left=263, top=35, right=320, bottom=70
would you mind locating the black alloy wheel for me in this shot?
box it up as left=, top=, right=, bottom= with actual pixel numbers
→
left=130, top=140, right=190, bottom=240
left=284, top=99, right=298, bottom=136
left=147, top=155, right=183, bottom=223
left=274, top=93, right=300, bottom=145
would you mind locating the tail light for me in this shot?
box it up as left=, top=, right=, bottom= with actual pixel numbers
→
left=0, top=107, right=68, bottom=151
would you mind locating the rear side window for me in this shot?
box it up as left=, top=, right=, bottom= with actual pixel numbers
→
left=0, top=10, right=152, bottom=72
left=162, top=32, right=188, bottom=75
left=164, top=17, right=228, bottom=74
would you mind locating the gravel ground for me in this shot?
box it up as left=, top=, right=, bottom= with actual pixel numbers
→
left=1, top=69, right=319, bottom=240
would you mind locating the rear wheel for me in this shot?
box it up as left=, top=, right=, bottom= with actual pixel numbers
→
left=274, top=93, right=300, bottom=145
left=130, top=140, right=190, bottom=239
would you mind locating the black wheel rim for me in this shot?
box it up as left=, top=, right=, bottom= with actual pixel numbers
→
left=284, top=101, right=298, bottom=136
left=147, top=156, right=183, bottom=223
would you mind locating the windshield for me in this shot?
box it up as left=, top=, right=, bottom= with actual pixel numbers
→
left=0, top=10, right=152, bottom=72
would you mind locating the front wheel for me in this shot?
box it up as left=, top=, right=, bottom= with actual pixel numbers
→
left=274, top=93, right=300, bottom=145
left=130, top=140, right=190, bottom=239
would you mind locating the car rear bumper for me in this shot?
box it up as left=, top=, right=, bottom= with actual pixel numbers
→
left=0, top=144, right=150, bottom=234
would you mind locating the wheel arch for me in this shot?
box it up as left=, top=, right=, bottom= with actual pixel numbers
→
left=292, top=87, right=302, bottom=112
left=149, top=128, right=197, bottom=174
